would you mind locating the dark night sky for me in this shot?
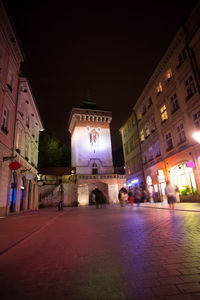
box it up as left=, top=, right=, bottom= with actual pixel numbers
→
left=5, top=0, right=198, bottom=152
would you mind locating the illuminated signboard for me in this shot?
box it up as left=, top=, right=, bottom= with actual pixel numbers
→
left=157, top=169, right=165, bottom=183
left=186, top=161, right=195, bottom=168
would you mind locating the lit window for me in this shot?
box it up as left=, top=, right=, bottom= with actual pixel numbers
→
left=160, top=105, right=168, bottom=122
left=148, top=147, right=153, bottom=161
left=145, top=123, right=150, bottom=137
left=185, top=75, right=196, bottom=101
left=170, top=93, right=179, bottom=113
left=140, top=129, right=145, bottom=142
left=157, top=82, right=162, bottom=95
left=166, top=68, right=172, bottom=81
left=193, top=110, right=200, bottom=128
left=166, top=132, right=173, bottom=151
left=1, top=106, right=9, bottom=135
left=177, top=123, right=186, bottom=144
left=155, top=141, right=161, bottom=157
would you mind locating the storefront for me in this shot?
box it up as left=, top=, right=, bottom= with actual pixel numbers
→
left=169, top=161, right=197, bottom=195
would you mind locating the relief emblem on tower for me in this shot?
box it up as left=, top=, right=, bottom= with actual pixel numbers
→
left=89, top=128, right=99, bottom=146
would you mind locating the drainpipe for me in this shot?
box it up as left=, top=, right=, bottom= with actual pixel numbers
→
left=132, top=109, right=145, bottom=189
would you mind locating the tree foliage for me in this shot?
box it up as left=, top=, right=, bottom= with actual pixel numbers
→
left=38, top=130, right=71, bottom=167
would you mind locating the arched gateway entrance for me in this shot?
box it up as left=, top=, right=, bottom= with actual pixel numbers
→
left=89, top=188, right=107, bottom=205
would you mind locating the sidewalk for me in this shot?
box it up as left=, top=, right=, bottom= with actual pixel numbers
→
left=140, top=201, right=200, bottom=212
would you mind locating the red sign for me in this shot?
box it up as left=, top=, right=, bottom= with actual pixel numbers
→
left=186, top=161, right=195, bottom=168
left=9, top=161, right=21, bottom=170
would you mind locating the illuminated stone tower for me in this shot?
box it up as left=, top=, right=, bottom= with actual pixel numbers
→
left=68, top=98, right=125, bottom=206
left=68, top=99, right=114, bottom=175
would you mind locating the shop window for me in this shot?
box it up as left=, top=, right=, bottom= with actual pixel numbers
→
left=160, top=105, right=168, bottom=122
left=156, top=82, right=162, bottom=95
left=155, top=141, right=161, bottom=157
left=166, top=132, right=173, bottom=151
left=140, top=129, right=145, bottom=142
left=193, top=110, right=200, bottom=128
left=185, top=75, right=196, bottom=101
left=1, top=105, right=9, bottom=135
left=177, top=123, right=186, bottom=144
left=148, top=147, right=153, bottom=161
left=170, top=93, right=179, bottom=114
left=166, top=68, right=172, bottom=81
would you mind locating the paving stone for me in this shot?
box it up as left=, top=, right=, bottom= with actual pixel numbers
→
left=0, top=205, right=200, bottom=299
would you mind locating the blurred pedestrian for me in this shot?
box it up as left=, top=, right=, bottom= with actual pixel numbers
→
left=134, top=185, right=141, bottom=206
left=119, top=191, right=125, bottom=207
left=165, top=180, right=176, bottom=209
left=128, top=190, right=134, bottom=207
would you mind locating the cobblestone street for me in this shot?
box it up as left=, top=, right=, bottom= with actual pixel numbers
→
left=1, top=204, right=200, bottom=299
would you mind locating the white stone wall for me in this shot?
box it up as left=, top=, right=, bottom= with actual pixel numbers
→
left=71, top=125, right=114, bottom=174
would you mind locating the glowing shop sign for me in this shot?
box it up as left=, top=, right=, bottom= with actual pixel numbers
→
left=186, top=161, right=195, bottom=168
left=147, top=176, right=152, bottom=186
left=157, top=169, right=165, bottom=183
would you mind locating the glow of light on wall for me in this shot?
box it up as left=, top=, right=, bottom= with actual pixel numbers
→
left=193, top=132, right=200, bottom=144
left=131, top=179, right=139, bottom=184
left=154, top=184, right=158, bottom=192
left=124, top=183, right=127, bottom=187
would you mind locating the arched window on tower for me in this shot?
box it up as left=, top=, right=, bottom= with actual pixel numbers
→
left=92, top=163, right=98, bottom=175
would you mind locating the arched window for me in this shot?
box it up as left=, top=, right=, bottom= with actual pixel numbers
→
left=92, top=163, right=98, bottom=175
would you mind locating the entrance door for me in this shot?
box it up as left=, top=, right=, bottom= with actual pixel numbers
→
left=10, top=172, right=17, bottom=212
left=20, top=177, right=25, bottom=211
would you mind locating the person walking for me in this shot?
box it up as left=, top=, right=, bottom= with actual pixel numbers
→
left=134, top=185, right=141, bottom=207
left=165, top=180, right=176, bottom=209
left=128, top=190, right=134, bottom=207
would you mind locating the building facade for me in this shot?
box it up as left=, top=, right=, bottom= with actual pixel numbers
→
left=10, top=78, right=43, bottom=214
left=0, top=1, right=24, bottom=215
left=0, top=1, right=43, bottom=216
left=68, top=100, right=126, bottom=205
left=120, top=2, right=200, bottom=201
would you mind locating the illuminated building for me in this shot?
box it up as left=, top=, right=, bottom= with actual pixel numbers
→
left=120, top=2, right=200, bottom=201
left=0, top=2, right=44, bottom=216
left=68, top=99, right=126, bottom=205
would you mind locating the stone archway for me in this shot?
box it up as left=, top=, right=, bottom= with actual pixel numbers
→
left=89, top=188, right=108, bottom=205
left=89, top=182, right=108, bottom=205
